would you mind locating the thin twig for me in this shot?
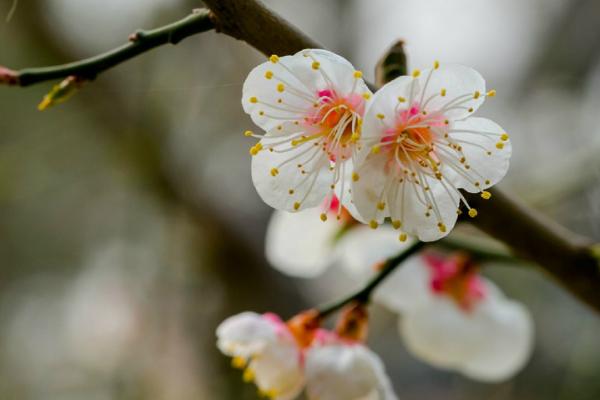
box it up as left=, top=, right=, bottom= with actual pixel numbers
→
left=317, top=241, right=426, bottom=317
left=1, top=9, right=214, bottom=87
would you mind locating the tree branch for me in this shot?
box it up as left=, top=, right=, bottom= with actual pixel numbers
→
left=0, top=9, right=214, bottom=87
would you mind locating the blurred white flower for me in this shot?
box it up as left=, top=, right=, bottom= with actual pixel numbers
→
left=216, top=312, right=305, bottom=399
left=353, top=63, right=511, bottom=241
left=243, top=49, right=371, bottom=215
left=265, top=201, right=411, bottom=278
left=339, top=241, right=533, bottom=382
left=305, top=332, right=397, bottom=400
left=217, top=310, right=397, bottom=400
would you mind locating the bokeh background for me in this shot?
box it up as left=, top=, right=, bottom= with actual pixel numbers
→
left=1, top=0, right=600, bottom=399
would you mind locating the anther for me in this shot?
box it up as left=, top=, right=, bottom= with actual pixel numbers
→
left=496, top=142, right=504, bottom=149
left=288, top=189, right=294, bottom=195
left=392, top=220, right=402, bottom=229
left=353, top=70, right=363, bottom=78
left=369, top=220, right=379, bottom=229
left=376, top=113, right=385, bottom=119
left=434, top=60, right=440, bottom=69
left=269, top=55, right=279, bottom=63
left=363, top=92, right=371, bottom=100
left=468, top=208, right=478, bottom=218
left=399, top=233, right=408, bottom=242
left=437, top=222, right=447, bottom=233
left=320, top=213, right=328, bottom=222
left=293, top=202, right=301, bottom=210
left=486, top=89, right=496, bottom=97
left=481, top=191, right=492, bottom=200
left=377, top=202, right=386, bottom=211
left=412, top=69, right=421, bottom=78
left=231, top=357, right=246, bottom=369
left=249, top=96, right=258, bottom=103
left=244, top=130, right=253, bottom=137
left=440, top=88, right=446, bottom=97
left=312, top=61, right=320, bottom=70
left=264, top=70, right=273, bottom=79
left=276, top=83, right=285, bottom=92
left=473, top=90, right=481, bottom=99
left=398, top=96, right=406, bottom=103
left=371, top=145, right=381, bottom=154
left=352, top=172, right=360, bottom=182
left=501, top=133, right=509, bottom=141
left=270, top=168, right=279, bottom=177
left=468, top=107, right=474, bottom=112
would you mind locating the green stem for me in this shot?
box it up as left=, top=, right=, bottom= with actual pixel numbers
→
left=317, top=241, right=426, bottom=317
left=10, top=9, right=214, bottom=87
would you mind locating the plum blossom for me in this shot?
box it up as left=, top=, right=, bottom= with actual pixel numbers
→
left=243, top=49, right=372, bottom=216
left=338, top=239, right=533, bottom=382
left=353, top=62, right=511, bottom=241
left=216, top=312, right=306, bottom=399
left=216, top=309, right=397, bottom=399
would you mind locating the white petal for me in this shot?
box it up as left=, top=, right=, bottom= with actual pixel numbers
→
left=373, top=255, right=432, bottom=313
left=418, top=65, right=486, bottom=120
left=400, top=280, right=533, bottom=382
left=251, top=123, right=334, bottom=212
left=243, top=49, right=371, bottom=132
left=351, top=154, right=391, bottom=225
left=298, top=49, right=371, bottom=98
left=216, top=312, right=277, bottom=357
left=243, top=56, right=316, bottom=132
left=460, top=296, right=533, bottom=382
left=337, top=225, right=413, bottom=276
left=398, top=177, right=460, bottom=242
left=265, top=208, right=344, bottom=278
left=305, top=344, right=398, bottom=400
left=336, top=227, right=429, bottom=312
left=250, top=339, right=305, bottom=400
left=444, top=117, right=512, bottom=192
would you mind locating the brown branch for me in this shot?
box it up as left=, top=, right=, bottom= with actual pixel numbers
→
left=204, top=0, right=600, bottom=311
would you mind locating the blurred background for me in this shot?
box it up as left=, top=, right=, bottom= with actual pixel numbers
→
left=1, top=0, right=600, bottom=399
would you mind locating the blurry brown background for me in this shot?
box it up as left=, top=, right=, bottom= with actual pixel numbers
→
left=1, top=0, right=600, bottom=399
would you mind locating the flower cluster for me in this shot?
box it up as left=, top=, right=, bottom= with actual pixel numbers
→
left=265, top=207, right=533, bottom=382
left=216, top=308, right=397, bottom=400
left=243, top=49, right=511, bottom=241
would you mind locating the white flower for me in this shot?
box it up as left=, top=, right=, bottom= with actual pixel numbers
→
left=243, top=49, right=372, bottom=215
left=305, top=333, right=398, bottom=400
left=216, top=312, right=304, bottom=399
left=352, top=63, right=511, bottom=241
left=340, top=244, right=533, bottom=382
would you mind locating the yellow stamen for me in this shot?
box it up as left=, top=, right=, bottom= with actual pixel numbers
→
left=249, top=96, right=258, bottom=104
left=269, top=55, right=279, bottom=63
left=369, top=220, right=379, bottom=229
left=434, top=60, right=440, bottom=69
left=398, top=96, right=406, bottom=103
left=244, top=130, right=253, bottom=137
left=440, top=88, right=446, bottom=97
left=473, top=91, right=481, bottom=99
left=320, top=213, right=327, bottom=222
left=496, top=142, right=504, bottom=149
left=468, top=208, right=478, bottom=218
left=293, top=202, right=301, bottom=210
left=276, top=83, right=285, bottom=93
left=270, top=168, right=279, bottom=177
left=264, top=70, right=273, bottom=79
left=399, top=233, right=408, bottom=242
left=486, top=89, right=496, bottom=97
left=312, top=61, right=320, bottom=70
left=377, top=202, right=386, bottom=211
left=481, top=191, right=492, bottom=200
left=352, top=172, right=360, bottom=182
left=371, top=145, right=381, bottom=154
left=363, top=92, right=371, bottom=100
left=231, top=357, right=246, bottom=369
left=353, top=70, right=363, bottom=78
left=412, top=69, right=421, bottom=78
left=392, top=220, right=402, bottom=229
left=501, top=133, right=509, bottom=141
left=243, top=368, right=255, bottom=382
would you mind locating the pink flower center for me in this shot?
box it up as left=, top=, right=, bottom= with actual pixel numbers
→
left=423, top=252, right=486, bottom=311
